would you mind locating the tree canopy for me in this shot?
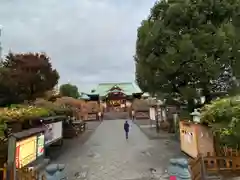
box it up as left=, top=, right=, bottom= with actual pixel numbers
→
left=135, top=0, right=240, bottom=109
left=59, top=83, right=80, bottom=99
left=0, top=52, right=59, bottom=105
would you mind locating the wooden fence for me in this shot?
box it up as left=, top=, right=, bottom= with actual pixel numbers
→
left=0, top=164, right=46, bottom=180
left=204, top=152, right=240, bottom=172
left=85, top=112, right=98, bottom=121
left=16, top=167, right=46, bottom=180
left=220, top=146, right=240, bottom=156
left=135, top=110, right=149, bottom=119
left=189, top=148, right=240, bottom=179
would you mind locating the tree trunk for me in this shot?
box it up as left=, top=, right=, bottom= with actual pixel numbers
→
left=187, top=98, right=195, bottom=113
left=202, top=87, right=212, bottom=104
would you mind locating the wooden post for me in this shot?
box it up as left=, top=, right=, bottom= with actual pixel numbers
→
left=200, top=155, right=207, bottom=180
left=0, top=163, right=7, bottom=180
left=6, top=136, right=17, bottom=180
left=213, top=132, right=221, bottom=156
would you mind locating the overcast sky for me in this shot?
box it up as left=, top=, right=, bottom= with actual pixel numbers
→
left=0, top=0, right=155, bottom=92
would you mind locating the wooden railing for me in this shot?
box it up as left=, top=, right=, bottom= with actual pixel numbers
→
left=17, top=167, right=46, bottom=180
left=135, top=110, right=149, bottom=119
left=220, top=147, right=240, bottom=156
left=0, top=164, right=46, bottom=180
left=204, top=152, right=240, bottom=172
left=86, top=112, right=98, bottom=121
left=189, top=148, right=240, bottom=179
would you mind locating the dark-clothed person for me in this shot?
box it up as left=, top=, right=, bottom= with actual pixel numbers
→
left=124, top=121, right=130, bottom=139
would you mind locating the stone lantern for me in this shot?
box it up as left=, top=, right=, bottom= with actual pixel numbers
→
left=190, top=109, right=201, bottom=123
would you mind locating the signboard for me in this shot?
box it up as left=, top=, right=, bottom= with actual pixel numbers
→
left=157, top=108, right=162, bottom=121
left=109, top=100, right=122, bottom=106
left=135, top=111, right=149, bottom=119
left=45, top=121, right=62, bottom=145
left=37, top=134, right=44, bottom=157
left=87, top=113, right=97, bottom=120
left=15, top=136, right=37, bottom=168
left=149, top=107, right=156, bottom=120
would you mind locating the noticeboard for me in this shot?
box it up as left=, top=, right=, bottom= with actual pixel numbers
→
left=87, top=113, right=97, bottom=121
left=44, top=121, right=62, bottom=145
left=135, top=111, right=149, bottom=119
left=14, top=132, right=45, bottom=168
left=149, top=107, right=156, bottom=120
left=15, top=136, right=37, bottom=168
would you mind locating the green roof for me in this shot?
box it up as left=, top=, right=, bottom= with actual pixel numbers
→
left=79, top=93, right=90, bottom=100
left=90, top=82, right=142, bottom=96
left=142, top=92, right=150, bottom=97
left=107, top=89, right=124, bottom=93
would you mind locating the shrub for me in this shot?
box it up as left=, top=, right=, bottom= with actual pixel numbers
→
left=200, top=96, right=240, bottom=147
left=33, top=98, right=73, bottom=116
left=0, top=105, right=51, bottom=122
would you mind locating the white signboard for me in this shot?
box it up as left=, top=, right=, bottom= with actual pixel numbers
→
left=162, top=110, right=166, bottom=121
left=44, top=121, right=62, bottom=145
left=157, top=108, right=161, bottom=120
left=149, top=107, right=156, bottom=120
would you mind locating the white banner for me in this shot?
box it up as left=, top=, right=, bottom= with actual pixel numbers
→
left=149, top=107, right=156, bottom=120
left=44, top=121, right=62, bottom=145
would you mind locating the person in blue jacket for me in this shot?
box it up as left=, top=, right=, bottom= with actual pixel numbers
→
left=124, top=121, right=130, bottom=139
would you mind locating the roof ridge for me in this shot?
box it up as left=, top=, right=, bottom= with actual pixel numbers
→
left=98, top=82, right=133, bottom=85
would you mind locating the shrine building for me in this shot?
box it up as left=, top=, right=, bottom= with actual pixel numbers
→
left=87, top=82, right=144, bottom=111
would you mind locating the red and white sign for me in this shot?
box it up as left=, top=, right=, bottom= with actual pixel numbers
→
left=15, top=145, right=20, bottom=168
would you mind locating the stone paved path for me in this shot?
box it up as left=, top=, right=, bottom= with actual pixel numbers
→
left=52, top=120, right=184, bottom=180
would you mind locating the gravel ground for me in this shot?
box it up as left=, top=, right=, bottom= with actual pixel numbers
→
left=50, top=119, right=184, bottom=180
left=45, top=121, right=101, bottom=160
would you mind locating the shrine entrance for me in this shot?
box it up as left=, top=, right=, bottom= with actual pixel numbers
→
left=104, top=86, right=127, bottom=112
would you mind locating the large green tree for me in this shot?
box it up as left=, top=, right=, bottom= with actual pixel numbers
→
left=59, top=83, right=80, bottom=99
left=135, top=0, right=240, bottom=109
left=0, top=52, right=59, bottom=105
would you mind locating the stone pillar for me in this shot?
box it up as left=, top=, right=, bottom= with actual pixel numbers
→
left=168, top=158, right=192, bottom=180
left=45, top=164, right=66, bottom=180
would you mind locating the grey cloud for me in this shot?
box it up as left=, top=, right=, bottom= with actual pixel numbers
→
left=0, top=0, right=156, bottom=92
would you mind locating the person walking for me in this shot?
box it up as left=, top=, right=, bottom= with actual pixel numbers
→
left=124, top=121, right=130, bottom=139
left=98, top=111, right=103, bottom=122
left=131, top=109, right=135, bottom=121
